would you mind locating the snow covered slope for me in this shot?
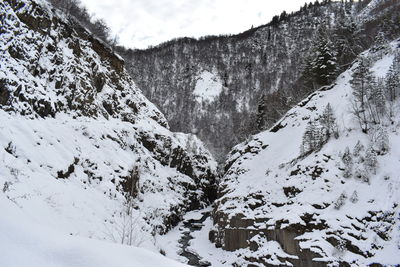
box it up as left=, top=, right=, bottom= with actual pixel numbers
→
left=211, top=40, right=400, bottom=266
left=193, top=69, right=224, bottom=104
left=0, top=0, right=217, bottom=261
left=0, top=194, right=187, bottom=267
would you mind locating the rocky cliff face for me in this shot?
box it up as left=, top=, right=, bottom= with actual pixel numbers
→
left=0, top=0, right=217, bottom=249
left=210, top=40, right=400, bottom=266
left=122, top=0, right=400, bottom=160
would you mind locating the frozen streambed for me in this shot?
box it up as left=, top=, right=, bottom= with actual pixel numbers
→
left=157, top=207, right=237, bottom=267
left=178, top=211, right=211, bottom=266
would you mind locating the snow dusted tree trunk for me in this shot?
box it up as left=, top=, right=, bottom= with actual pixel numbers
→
left=350, top=57, right=374, bottom=133
left=106, top=165, right=145, bottom=246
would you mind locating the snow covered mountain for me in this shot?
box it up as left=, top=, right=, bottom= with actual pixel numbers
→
left=209, top=40, right=400, bottom=266
left=0, top=0, right=217, bottom=264
left=121, top=0, right=400, bottom=161
left=2, top=0, right=400, bottom=266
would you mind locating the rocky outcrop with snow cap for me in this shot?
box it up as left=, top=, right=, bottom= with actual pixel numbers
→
left=211, top=40, right=400, bottom=266
left=0, top=0, right=217, bottom=252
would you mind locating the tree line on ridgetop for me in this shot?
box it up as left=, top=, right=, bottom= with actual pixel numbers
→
left=48, top=0, right=118, bottom=47
left=47, top=0, right=368, bottom=53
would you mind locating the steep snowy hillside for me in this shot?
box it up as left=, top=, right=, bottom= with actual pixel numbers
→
left=211, top=40, right=400, bottom=266
left=122, top=0, right=400, bottom=160
left=0, top=0, right=216, bottom=260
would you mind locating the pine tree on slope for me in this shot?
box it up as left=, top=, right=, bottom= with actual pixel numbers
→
left=385, top=59, right=400, bottom=102
left=333, top=7, right=364, bottom=68
left=313, top=29, right=338, bottom=86
left=300, top=121, right=326, bottom=155
left=342, top=146, right=353, bottom=178
left=320, top=103, right=338, bottom=138
left=302, top=24, right=338, bottom=90
left=368, top=78, right=386, bottom=124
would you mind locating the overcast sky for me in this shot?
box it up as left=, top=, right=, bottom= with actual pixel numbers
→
left=80, top=0, right=311, bottom=49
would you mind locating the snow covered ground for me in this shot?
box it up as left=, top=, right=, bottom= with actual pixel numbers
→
left=0, top=0, right=216, bottom=265
left=0, top=194, right=187, bottom=267
left=211, top=40, right=400, bottom=265
left=1, top=0, right=399, bottom=266
left=0, top=109, right=213, bottom=248
left=193, top=70, right=224, bottom=103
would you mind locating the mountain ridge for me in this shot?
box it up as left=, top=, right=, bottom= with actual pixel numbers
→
left=120, top=0, right=400, bottom=161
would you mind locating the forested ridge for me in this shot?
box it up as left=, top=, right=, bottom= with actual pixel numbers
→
left=46, top=0, right=400, bottom=161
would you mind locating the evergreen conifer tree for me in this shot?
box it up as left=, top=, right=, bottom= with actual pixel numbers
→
left=333, top=7, right=364, bottom=67
left=385, top=59, right=400, bottom=101
left=364, top=146, right=378, bottom=175
left=368, top=78, right=386, bottom=123
left=302, top=24, right=338, bottom=90
left=313, top=30, right=338, bottom=86
left=353, top=140, right=364, bottom=157
left=342, top=147, right=353, bottom=178
left=320, top=103, right=337, bottom=137
left=372, top=31, right=388, bottom=54
left=300, top=121, right=325, bottom=154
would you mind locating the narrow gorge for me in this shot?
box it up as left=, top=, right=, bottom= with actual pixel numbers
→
left=1, top=0, right=399, bottom=266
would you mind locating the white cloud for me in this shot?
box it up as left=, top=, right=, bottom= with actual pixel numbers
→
left=80, top=0, right=310, bottom=49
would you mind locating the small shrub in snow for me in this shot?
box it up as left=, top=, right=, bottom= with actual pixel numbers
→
left=364, top=146, right=378, bottom=175
left=320, top=103, right=338, bottom=138
left=353, top=140, right=364, bottom=157
left=9, top=168, right=19, bottom=179
left=350, top=190, right=358, bottom=203
left=5, top=142, right=16, bottom=155
left=354, top=168, right=370, bottom=184
left=333, top=126, right=340, bottom=139
left=342, top=147, right=352, bottom=165
left=300, top=121, right=326, bottom=155
left=2, top=182, right=10, bottom=193
left=369, top=125, right=389, bottom=155
left=341, top=147, right=353, bottom=178
left=334, top=192, right=347, bottom=210
left=110, top=198, right=146, bottom=246
left=333, top=238, right=347, bottom=257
